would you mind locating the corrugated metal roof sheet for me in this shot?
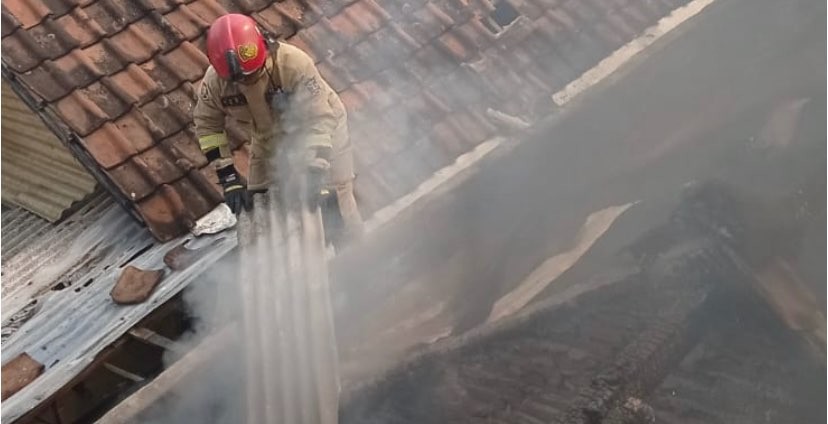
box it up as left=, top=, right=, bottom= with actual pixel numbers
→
left=236, top=191, right=339, bottom=423
left=1, top=81, right=97, bottom=221
left=1, top=192, right=120, bottom=325
left=1, top=0, right=688, bottom=240
left=1, top=205, right=51, bottom=262
left=0, top=191, right=236, bottom=422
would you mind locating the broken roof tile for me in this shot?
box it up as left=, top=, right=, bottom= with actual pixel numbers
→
left=110, top=266, right=164, bottom=304
left=163, top=240, right=207, bottom=270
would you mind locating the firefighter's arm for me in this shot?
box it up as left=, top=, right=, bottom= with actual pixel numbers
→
left=193, top=72, right=251, bottom=213
left=193, top=72, right=233, bottom=167
left=282, top=46, right=337, bottom=172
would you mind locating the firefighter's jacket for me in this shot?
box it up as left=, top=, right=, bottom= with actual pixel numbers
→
left=193, top=42, right=352, bottom=192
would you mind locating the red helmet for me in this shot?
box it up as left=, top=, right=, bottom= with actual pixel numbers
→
left=206, top=14, right=268, bottom=80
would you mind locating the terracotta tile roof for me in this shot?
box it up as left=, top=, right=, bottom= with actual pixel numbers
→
left=1, top=0, right=686, bottom=240
left=1, top=0, right=311, bottom=240
left=299, top=0, right=686, bottom=212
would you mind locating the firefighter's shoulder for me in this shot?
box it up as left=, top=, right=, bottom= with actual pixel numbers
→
left=200, top=67, right=224, bottom=95
left=276, top=42, right=315, bottom=69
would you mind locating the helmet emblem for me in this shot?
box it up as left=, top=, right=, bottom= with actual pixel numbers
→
left=237, top=43, right=258, bottom=62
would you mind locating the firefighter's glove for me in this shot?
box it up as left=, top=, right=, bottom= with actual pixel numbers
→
left=217, top=164, right=252, bottom=214
left=306, top=157, right=330, bottom=208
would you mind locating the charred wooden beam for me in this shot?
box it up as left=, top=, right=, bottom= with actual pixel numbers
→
left=101, top=364, right=144, bottom=384
left=95, top=325, right=236, bottom=424
left=14, top=294, right=187, bottom=424
left=128, top=328, right=184, bottom=355
left=14, top=338, right=128, bottom=424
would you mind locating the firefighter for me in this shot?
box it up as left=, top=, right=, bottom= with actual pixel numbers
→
left=193, top=14, right=364, bottom=246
